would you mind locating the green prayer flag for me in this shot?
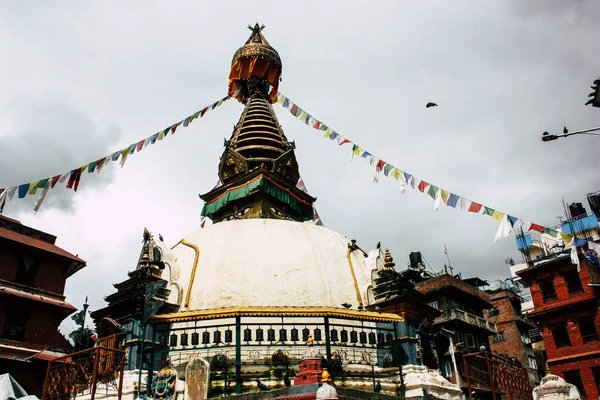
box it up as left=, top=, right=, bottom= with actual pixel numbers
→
left=542, top=227, right=559, bottom=237
left=37, top=178, right=49, bottom=189
left=319, top=124, right=328, bottom=132
left=87, top=161, right=97, bottom=173
left=427, top=184, right=439, bottom=200
left=483, top=207, right=495, bottom=217
left=383, top=164, right=394, bottom=177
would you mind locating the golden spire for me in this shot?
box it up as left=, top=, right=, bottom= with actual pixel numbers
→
left=384, top=249, right=396, bottom=269
left=307, top=335, right=314, bottom=347
left=545, top=362, right=552, bottom=376
left=321, top=368, right=332, bottom=383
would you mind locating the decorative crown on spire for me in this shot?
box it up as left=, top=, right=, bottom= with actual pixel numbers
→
left=229, top=23, right=282, bottom=103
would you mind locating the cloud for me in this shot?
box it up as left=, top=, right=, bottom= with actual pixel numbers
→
left=0, top=95, right=121, bottom=213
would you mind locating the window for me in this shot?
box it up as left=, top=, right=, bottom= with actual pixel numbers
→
left=444, top=361, right=452, bottom=378
left=428, top=301, right=438, bottom=310
left=592, top=367, right=600, bottom=391
left=562, top=370, right=586, bottom=398
left=15, top=257, right=38, bottom=286
left=552, top=325, right=571, bottom=348
left=493, top=333, right=505, bottom=343
left=563, top=271, right=583, bottom=295
left=465, top=333, right=475, bottom=348
left=527, top=356, right=537, bottom=370
left=539, top=278, right=557, bottom=302
left=578, top=318, right=598, bottom=343
left=488, top=308, right=499, bottom=317
left=3, top=308, right=28, bottom=341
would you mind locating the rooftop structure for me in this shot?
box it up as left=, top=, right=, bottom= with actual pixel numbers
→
left=0, top=215, right=86, bottom=397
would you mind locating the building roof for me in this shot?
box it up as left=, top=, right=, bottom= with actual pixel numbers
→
left=0, top=282, right=77, bottom=312
left=152, top=305, right=403, bottom=323
left=0, top=215, right=86, bottom=276
left=415, top=273, right=493, bottom=309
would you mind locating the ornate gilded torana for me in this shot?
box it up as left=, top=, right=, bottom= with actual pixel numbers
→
left=201, top=24, right=315, bottom=223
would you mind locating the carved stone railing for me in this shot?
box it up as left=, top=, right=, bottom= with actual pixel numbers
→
left=434, top=309, right=498, bottom=333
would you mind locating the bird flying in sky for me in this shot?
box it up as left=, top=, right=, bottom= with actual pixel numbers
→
left=426, top=102, right=438, bottom=108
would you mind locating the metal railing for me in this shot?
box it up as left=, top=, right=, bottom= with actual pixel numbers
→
left=434, top=309, right=497, bottom=333
left=42, top=346, right=126, bottom=400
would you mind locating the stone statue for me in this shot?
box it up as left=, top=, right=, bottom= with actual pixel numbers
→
left=150, top=356, right=177, bottom=399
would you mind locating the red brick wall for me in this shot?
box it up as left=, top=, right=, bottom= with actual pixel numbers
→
left=551, top=355, right=600, bottom=400
left=0, top=245, right=67, bottom=295
left=528, top=256, right=595, bottom=311
left=541, top=311, right=600, bottom=361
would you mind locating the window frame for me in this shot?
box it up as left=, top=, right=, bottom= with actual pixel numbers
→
left=3, top=308, right=29, bottom=341
left=551, top=325, right=571, bottom=348
left=562, top=370, right=586, bottom=398
left=563, top=270, right=584, bottom=295
left=465, top=333, right=475, bottom=348
left=538, top=277, right=557, bottom=302
left=578, top=318, right=599, bottom=343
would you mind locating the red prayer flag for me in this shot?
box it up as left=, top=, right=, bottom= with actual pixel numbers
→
left=529, top=223, right=544, bottom=233
left=418, top=180, right=429, bottom=193
left=136, top=140, right=144, bottom=152
left=314, top=121, right=322, bottom=130
left=269, top=87, right=277, bottom=101
left=200, top=107, right=209, bottom=117
left=468, top=202, right=482, bottom=213
left=376, top=159, right=386, bottom=172
left=339, top=138, right=351, bottom=146
left=171, top=124, right=178, bottom=134
left=66, top=169, right=82, bottom=192
left=290, top=104, right=298, bottom=115
left=50, top=175, right=61, bottom=189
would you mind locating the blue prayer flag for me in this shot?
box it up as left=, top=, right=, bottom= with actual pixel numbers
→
left=447, top=193, right=460, bottom=208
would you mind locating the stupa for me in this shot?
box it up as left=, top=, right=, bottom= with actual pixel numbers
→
left=89, top=24, right=461, bottom=400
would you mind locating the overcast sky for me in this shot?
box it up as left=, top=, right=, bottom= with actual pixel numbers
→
left=1, top=1, right=599, bottom=333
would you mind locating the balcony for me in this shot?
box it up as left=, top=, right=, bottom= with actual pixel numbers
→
left=434, top=308, right=497, bottom=333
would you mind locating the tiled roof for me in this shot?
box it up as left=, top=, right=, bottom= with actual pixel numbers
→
left=0, top=226, right=85, bottom=264
left=0, top=283, right=77, bottom=311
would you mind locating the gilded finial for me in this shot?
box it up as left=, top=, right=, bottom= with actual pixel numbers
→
left=545, top=362, right=551, bottom=376
left=307, top=335, right=314, bottom=347
left=321, top=368, right=332, bottom=383
left=384, top=249, right=395, bottom=269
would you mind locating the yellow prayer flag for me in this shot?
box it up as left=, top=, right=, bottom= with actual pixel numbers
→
left=299, top=111, right=308, bottom=123
left=28, top=181, right=40, bottom=195
left=158, top=131, right=165, bottom=141
left=560, top=233, right=573, bottom=244
left=492, top=210, right=505, bottom=222
left=352, top=146, right=363, bottom=156
left=441, top=189, right=450, bottom=204
left=217, top=99, right=225, bottom=107
left=277, top=93, right=285, bottom=105
left=390, top=168, right=402, bottom=181
left=80, top=165, right=88, bottom=173
left=324, top=129, right=333, bottom=138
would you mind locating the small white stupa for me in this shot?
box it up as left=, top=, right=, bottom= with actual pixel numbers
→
left=533, top=364, right=581, bottom=400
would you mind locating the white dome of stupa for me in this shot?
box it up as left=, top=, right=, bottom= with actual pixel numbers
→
left=169, top=219, right=372, bottom=311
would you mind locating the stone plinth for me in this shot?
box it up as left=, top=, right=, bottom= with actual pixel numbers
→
left=402, top=365, right=463, bottom=400
left=533, top=374, right=581, bottom=400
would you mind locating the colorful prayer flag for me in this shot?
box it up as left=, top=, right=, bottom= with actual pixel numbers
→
left=468, top=202, right=482, bottom=213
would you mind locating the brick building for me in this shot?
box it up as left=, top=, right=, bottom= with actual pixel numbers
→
left=485, top=280, right=545, bottom=387
left=408, top=272, right=499, bottom=396
left=0, top=215, right=86, bottom=396
left=516, top=249, right=600, bottom=399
